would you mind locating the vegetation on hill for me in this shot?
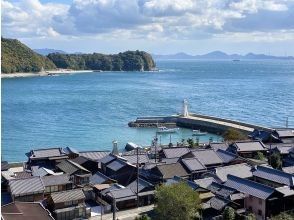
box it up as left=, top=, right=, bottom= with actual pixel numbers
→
left=1, top=38, right=56, bottom=73
left=47, top=50, right=156, bottom=71
left=223, top=128, right=247, bottom=142
left=155, top=182, right=201, bottom=220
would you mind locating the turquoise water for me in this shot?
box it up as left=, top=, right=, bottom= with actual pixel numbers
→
left=2, top=60, right=294, bottom=162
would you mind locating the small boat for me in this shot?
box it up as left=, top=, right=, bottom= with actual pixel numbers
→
left=192, top=130, right=208, bottom=136
left=156, top=126, right=179, bottom=133
left=232, top=59, right=240, bottom=62
left=125, top=142, right=142, bottom=151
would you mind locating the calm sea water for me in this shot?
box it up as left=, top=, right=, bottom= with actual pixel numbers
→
left=2, top=60, right=294, bottom=162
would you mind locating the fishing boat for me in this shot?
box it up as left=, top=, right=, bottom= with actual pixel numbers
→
left=156, top=126, right=179, bottom=133
left=192, top=129, right=208, bottom=136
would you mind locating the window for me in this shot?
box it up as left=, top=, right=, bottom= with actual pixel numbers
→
left=64, top=201, right=73, bottom=206
left=258, top=209, right=262, bottom=216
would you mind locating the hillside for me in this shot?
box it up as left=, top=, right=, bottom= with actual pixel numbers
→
left=1, top=38, right=56, bottom=73
left=47, top=51, right=156, bottom=71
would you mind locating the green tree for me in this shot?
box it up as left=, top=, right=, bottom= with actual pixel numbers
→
left=223, top=207, right=235, bottom=220
left=135, top=214, right=151, bottom=220
left=254, top=152, right=265, bottom=161
left=269, top=153, right=282, bottom=169
left=155, top=182, right=201, bottom=220
left=245, top=213, right=256, bottom=220
left=271, top=212, right=294, bottom=220
left=223, top=128, right=247, bottom=142
left=187, top=138, right=195, bottom=148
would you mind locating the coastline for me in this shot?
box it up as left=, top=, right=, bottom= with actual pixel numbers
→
left=1, top=69, right=94, bottom=79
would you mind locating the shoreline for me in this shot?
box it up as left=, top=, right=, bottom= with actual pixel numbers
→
left=1, top=69, right=94, bottom=79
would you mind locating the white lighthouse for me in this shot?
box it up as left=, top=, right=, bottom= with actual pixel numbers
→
left=112, top=140, right=119, bottom=155
left=182, top=99, right=189, bottom=117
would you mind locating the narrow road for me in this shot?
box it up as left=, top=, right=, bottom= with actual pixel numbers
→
left=90, top=205, right=154, bottom=220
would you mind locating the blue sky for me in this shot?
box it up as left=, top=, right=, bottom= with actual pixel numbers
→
left=2, top=0, right=294, bottom=55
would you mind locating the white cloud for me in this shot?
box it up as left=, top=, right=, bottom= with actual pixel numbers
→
left=1, top=0, right=294, bottom=43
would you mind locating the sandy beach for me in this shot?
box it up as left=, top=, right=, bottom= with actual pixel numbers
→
left=1, top=69, right=94, bottom=79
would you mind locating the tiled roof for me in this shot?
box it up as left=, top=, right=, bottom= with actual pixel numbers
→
left=208, top=182, right=236, bottom=198
left=214, top=163, right=252, bottom=182
left=122, top=154, right=149, bottom=164
left=1, top=161, right=9, bottom=171
left=233, top=141, right=266, bottom=152
left=41, top=174, right=72, bottom=187
left=127, top=178, right=154, bottom=193
left=62, top=147, right=79, bottom=155
left=207, top=196, right=230, bottom=211
left=162, top=147, right=190, bottom=158
left=275, top=186, right=294, bottom=197
left=181, top=158, right=206, bottom=172
left=194, top=177, right=217, bottom=189
left=14, top=171, right=32, bottom=179
left=32, top=167, right=61, bottom=177
left=166, top=176, right=199, bottom=190
left=99, top=154, right=117, bottom=164
left=192, top=149, right=223, bottom=166
left=156, top=163, right=188, bottom=179
left=70, top=156, right=89, bottom=165
left=252, top=165, right=294, bottom=187
left=215, top=149, right=237, bottom=163
left=273, top=146, right=294, bottom=155
left=224, top=175, right=276, bottom=199
left=106, top=188, right=136, bottom=201
left=106, top=159, right=127, bottom=171
left=275, top=129, right=294, bottom=138
left=90, top=171, right=114, bottom=185
left=28, top=147, right=67, bottom=159
left=161, top=157, right=180, bottom=164
left=9, top=177, right=44, bottom=196
left=101, top=183, right=124, bottom=196
left=50, top=189, right=85, bottom=203
left=210, top=142, right=229, bottom=151
left=79, top=151, right=110, bottom=161
left=283, top=166, right=294, bottom=174
left=1, top=202, right=54, bottom=220
left=56, top=160, right=90, bottom=175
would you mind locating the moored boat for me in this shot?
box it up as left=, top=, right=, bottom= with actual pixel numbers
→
left=125, top=142, right=142, bottom=151
left=156, top=126, right=179, bottom=133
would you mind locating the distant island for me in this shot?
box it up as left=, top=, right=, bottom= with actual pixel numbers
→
left=152, top=51, right=294, bottom=60
left=1, top=37, right=156, bottom=74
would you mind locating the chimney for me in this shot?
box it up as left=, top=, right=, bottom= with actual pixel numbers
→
left=112, top=140, right=119, bottom=155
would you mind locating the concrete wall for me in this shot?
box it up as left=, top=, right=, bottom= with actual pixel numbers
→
left=244, top=196, right=266, bottom=220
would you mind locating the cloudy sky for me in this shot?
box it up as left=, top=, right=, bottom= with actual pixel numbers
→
left=2, top=0, right=294, bottom=55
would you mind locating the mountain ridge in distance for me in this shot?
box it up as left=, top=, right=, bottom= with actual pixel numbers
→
left=152, top=51, right=294, bottom=60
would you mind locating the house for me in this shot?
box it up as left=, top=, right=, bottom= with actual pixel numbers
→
left=105, top=187, right=137, bottom=210
left=183, top=149, right=224, bottom=168
left=215, top=149, right=241, bottom=164
left=271, top=144, right=294, bottom=161
left=180, top=157, right=206, bottom=179
left=122, top=153, right=149, bottom=166
left=248, top=129, right=280, bottom=143
left=209, top=142, right=229, bottom=151
left=26, top=147, right=69, bottom=168
left=31, top=166, right=62, bottom=177
left=47, top=189, right=90, bottom=220
left=56, top=159, right=91, bottom=186
left=99, top=154, right=118, bottom=172
left=90, top=171, right=116, bottom=185
left=9, top=177, right=45, bottom=202
left=208, top=163, right=253, bottom=183
left=229, top=141, right=267, bottom=158
left=251, top=165, right=294, bottom=188
left=62, top=147, right=80, bottom=159
left=273, top=129, right=294, bottom=143
left=224, top=174, right=284, bottom=219
left=147, top=162, right=189, bottom=183
left=105, top=158, right=137, bottom=186
left=42, top=174, right=73, bottom=194
left=79, top=150, right=110, bottom=161
left=70, top=156, right=99, bottom=173
left=1, top=161, right=9, bottom=171
left=162, top=147, right=190, bottom=159
left=1, top=201, right=54, bottom=220
left=127, top=178, right=155, bottom=206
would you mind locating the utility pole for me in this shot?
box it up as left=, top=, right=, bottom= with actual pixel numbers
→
left=286, top=116, right=288, bottom=128
left=136, top=147, right=139, bottom=208
left=112, top=197, right=116, bottom=220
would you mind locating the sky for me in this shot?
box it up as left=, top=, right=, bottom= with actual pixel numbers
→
left=2, top=0, right=294, bottom=55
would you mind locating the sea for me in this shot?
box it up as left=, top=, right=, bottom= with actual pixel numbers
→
left=2, top=60, right=294, bottom=162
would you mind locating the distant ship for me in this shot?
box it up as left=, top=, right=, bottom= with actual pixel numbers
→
left=192, top=129, right=208, bottom=136
left=232, top=59, right=240, bottom=62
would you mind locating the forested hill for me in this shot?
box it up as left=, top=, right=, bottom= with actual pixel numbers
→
left=1, top=38, right=56, bottom=73
left=1, top=37, right=156, bottom=73
left=47, top=51, right=156, bottom=71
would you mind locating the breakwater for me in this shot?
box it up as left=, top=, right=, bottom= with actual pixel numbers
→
left=129, top=114, right=273, bottom=134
